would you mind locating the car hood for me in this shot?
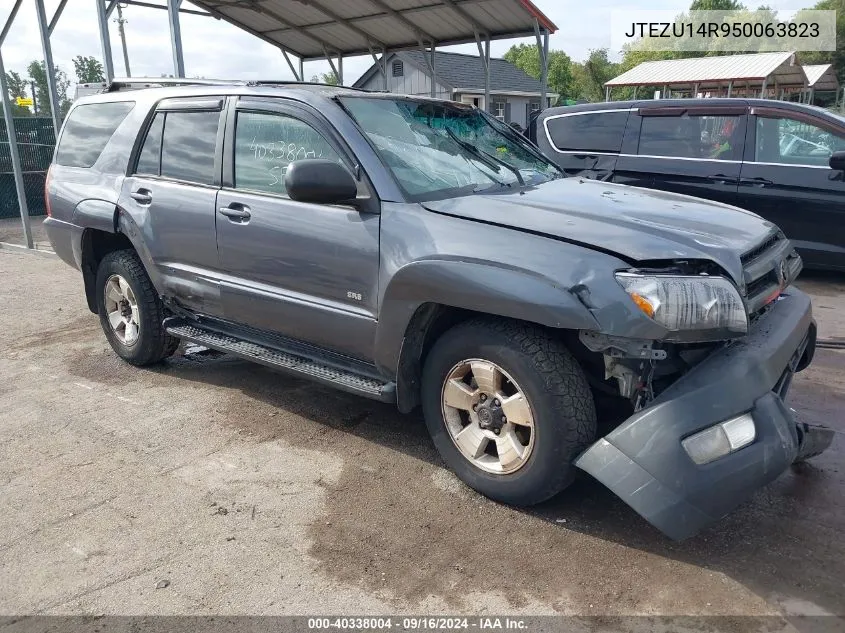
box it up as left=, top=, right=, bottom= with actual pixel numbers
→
left=422, top=178, right=779, bottom=283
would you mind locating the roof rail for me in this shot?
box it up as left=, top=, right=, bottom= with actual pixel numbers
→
left=247, top=80, right=370, bottom=92
left=106, top=77, right=246, bottom=92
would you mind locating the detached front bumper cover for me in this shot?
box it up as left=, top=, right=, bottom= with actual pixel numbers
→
left=576, top=289, right=827, bottom=540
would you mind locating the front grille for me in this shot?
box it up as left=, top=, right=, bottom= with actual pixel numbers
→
left=741, top=231, right=784, bottom=265
left=740, top=231, right=800, bottom=317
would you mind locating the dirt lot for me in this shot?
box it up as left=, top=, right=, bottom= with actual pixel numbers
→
left=1, top=249, right=844, bottom=618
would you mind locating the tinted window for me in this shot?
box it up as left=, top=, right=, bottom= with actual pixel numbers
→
left=234, top=111, right=341, bottom=196
left=639, top=114, right=744, bottom=160
left=160, top=111, right=219, bottom=184
left=135, top=112, right=164, bottom=175
left=755, top=116, right=845, bottom=166
left=545, top=111, right=628, bottom=153
left=55, top=102, right=134, bottom=167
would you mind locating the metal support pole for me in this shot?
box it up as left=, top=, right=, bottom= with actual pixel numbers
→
left=48, top=0, right=70, bottom=35
left=605, top=86, right=610, bottom=102
left=167, top=0, right=185, bottom=78
left=35, top=0, right=61, bottom=132
left=338, top=54, right=343, bottom=86
left=693, top=82, right=699, bottom=97
left=370, top=46, right=387, bottom=91
left=115, top=2, right=131, bottom=76
left=430, top=44, right=436, bottom=97
left=323, top=47, right=340, bottom=85
left=542, top=30, right=549, bottom=107
left=0, top=50, right=33, bottom=249
left=282, top=49, right=300, bottom=81
left=760, top=78, right=768, bottom=98
left=382, top=48, right=388, bottom=91
left=534, top=21, right=548, bottom=110
left=484, top=37, right=490, bottom=111
left=727, top=80, right=733, bottom=97
left=299, top=57, right=304, bottom=84
left=95, top=0, right=115, bottom=81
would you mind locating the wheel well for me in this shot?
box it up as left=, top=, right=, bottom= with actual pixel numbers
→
left=395, top=304, right=629, bottom=422
left=81, top=229, right=134, bottom=313
left=395, top=303, right=473, bottom=413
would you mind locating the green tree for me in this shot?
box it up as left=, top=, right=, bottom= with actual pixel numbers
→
left=310, top=72, right=338, bottom=85
left=800, top=0, right=845, bottom=84
left=689, top=0, right=745, bottom=9
left=27, top=60, right=72, bottom=120
left=4, top=70, right=32, bottom=116
left=571, top=48, right=620, bottom=102
left=72, top=55, right=105, bottom=83
left=503, top=43, right=573, bottom=103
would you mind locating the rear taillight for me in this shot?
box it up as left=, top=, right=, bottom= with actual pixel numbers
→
left=44, top=164, right=53, bottom=217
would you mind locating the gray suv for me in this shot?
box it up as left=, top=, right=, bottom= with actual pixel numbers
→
left=45, top=80, right=831, bottom=539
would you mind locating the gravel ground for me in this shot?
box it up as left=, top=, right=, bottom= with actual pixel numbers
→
left=0, top=250, right=843, bottom=618
left=0, top=216, right=49, bottom=248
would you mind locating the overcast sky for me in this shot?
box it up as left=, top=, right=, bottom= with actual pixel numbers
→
left=1, top=0, right=811, bottom=91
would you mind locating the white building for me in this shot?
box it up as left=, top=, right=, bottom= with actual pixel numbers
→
left=353, top=50, right=557, bottom=129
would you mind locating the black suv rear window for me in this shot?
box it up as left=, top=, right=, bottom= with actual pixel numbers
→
left=56, top=102, right=134, bottom=167
left=545, top=111, right=629, bottom=153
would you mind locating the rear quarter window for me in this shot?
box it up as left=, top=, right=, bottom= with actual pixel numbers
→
left=55, top=102, right=135, bottom=168
left=544, top=111, right=629, bottom=153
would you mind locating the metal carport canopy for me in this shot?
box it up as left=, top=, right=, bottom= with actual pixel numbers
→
left=189, top=0, right=557, bottom=61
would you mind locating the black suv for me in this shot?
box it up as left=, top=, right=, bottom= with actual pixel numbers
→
left=530, top=99, right=845, bottom=270
left=45, top=80, right=831, bottom=539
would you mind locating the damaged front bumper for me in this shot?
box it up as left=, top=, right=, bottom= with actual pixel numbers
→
left=575, top=287, right=832, bottom=540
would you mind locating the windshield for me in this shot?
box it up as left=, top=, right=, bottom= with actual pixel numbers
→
left=340, top=97, right=562, bottom=200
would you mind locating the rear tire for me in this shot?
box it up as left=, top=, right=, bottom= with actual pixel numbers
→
left=95, top=249, right=179, bottom=366
left=421, top=318, right=597, bottom=505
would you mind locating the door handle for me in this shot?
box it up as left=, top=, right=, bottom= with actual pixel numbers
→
left=130, top=189, right=152, bottom=204
left=218, top=205, right=251, bottom=221
left=740, top=177, right=773, bottom=187
left=707, top=174, right=732, bottom=185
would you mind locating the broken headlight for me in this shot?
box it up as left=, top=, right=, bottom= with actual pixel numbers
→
left=615, top=272, right=747, bottom=341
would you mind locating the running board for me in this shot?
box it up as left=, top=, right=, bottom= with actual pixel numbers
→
left=165, top=321, right=396, bottom=403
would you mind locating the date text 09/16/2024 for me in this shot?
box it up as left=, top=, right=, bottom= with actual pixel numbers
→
left=307, top=617, right=529, bottom=630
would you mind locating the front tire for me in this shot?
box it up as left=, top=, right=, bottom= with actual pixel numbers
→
left=421, top=318, right=596, bottom=505
left=95, top=249, right=179, bottom=366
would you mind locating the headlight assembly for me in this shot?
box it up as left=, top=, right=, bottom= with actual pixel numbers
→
left=615, top=272, right=747, bottom=341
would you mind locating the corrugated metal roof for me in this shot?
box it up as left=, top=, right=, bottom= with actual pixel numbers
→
left=605, top=52, right=796, bottom=87
left=803, top=64, right=839, bottom=90
left=353, top=50, right=555, bottom=94
left=189, top=0, right=557, bottom=61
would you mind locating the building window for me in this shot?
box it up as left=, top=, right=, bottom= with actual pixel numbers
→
left=392, top=61, right=403, bottom=77
left=494, top=101, right=506, bottom=120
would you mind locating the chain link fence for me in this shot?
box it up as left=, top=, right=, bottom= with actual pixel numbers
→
left=1, top=117, right=55, bottom=219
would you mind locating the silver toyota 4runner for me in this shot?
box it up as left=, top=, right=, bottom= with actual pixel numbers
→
left=44, top=79, right=832, bottom=539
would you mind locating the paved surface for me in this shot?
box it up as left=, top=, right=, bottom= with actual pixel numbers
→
left=1, top=250, right=844, bottom=617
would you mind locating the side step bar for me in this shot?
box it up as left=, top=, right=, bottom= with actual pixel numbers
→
left=165, top=320, right=396, bottom=403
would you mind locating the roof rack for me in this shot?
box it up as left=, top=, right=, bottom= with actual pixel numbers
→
left=107, top=77, right=246, bottom=92
left=104, top=77, right=373, bottom=93
left=248, top=80, right=370, bottom=92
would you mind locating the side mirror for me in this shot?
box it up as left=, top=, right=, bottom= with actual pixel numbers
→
left=830, top=151, right=845, bottom=172
left=285, top=159, right=357, bottom=204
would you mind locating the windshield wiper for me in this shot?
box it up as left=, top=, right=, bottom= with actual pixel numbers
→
left=442, top=126, right=525, bottom=189
left=479, top=111, right=564, bottom=179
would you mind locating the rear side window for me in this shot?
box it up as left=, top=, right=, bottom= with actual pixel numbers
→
left=136, top=112, right=164, bottom=175
left=545, top=111, right=628, bottom=153
left=159, top=111, right=219, bottom=185
left=55, top=102, right=134, bottom=167
left=639, top=114, right=745, bottom=161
